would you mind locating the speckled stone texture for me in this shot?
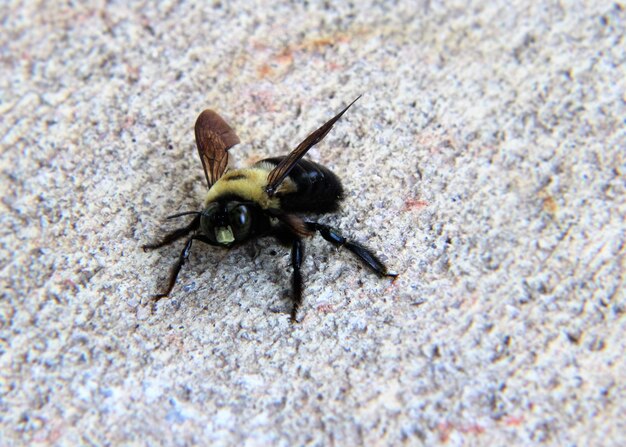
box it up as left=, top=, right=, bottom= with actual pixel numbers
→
left=1, top=1, right=625, bottom=445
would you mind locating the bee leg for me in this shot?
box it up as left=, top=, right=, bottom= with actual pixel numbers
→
left=142, top=215, right=200, bottom=251
left=152, top=237, right=194, bottom=302
left=290, top=238, right=304, bottom=323
left=151, top=235, right=218, bottom=303
left=305, top=222, right=398, bottom=278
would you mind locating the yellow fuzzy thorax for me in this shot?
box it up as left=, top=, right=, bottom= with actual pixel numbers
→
left=203, top=167, right=296, bottom=209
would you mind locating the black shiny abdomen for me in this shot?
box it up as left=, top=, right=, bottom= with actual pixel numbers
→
left=260, top=157, right=344, bottom=213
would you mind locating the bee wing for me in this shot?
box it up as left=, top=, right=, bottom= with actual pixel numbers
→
left=195, top=110, right=241, bottom=189
left=265, top=96, right=361, bottom=196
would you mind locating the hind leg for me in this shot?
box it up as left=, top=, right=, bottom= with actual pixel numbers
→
left=305, top=222, right=397, bottom=278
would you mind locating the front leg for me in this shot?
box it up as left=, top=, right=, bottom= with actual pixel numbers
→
left=290, top=238, right=304, bottom=322
left=152, top=235, right=217, bottom=302
left=143, top=215, right=200, bottom=251
left=152, top=237, right=194, bottom=301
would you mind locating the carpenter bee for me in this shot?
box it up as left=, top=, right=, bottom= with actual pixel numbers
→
left=143, top=97, right=397, bottom=321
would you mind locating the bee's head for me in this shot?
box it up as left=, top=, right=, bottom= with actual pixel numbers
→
left=200, top=201, right=254, bottom=246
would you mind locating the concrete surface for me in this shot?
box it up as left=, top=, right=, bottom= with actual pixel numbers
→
left=1, top=1, right=625, bottom=445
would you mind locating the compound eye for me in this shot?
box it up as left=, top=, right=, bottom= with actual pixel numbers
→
left=200, top=203, right=220, bottom=242
left=229, top=204, right=252, bottom=241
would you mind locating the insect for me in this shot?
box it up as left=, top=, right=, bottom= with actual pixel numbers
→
left=143, top=97, right=397, bottom=321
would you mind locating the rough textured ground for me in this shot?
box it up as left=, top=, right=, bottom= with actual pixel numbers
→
left=1, top=1, right=625, bottom=445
